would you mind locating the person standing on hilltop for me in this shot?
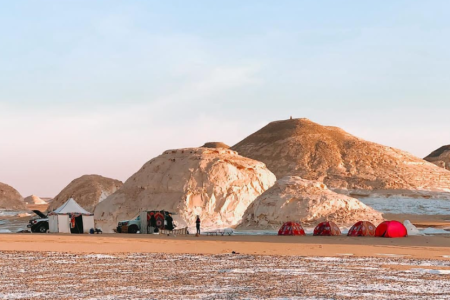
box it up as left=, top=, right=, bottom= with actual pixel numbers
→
left=195, top=215, right=201, bottom=235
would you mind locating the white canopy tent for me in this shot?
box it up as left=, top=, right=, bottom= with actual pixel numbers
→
left=48, top=198, right=95, bottom=234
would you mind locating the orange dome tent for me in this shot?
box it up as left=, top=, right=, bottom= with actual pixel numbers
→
left=347, top=221, right=376, bottom=237
left=313, top=221, right=341, bottom=236
left=278, top=222, right=306, bottom=236
left=375, top=221, right=407, bottom=238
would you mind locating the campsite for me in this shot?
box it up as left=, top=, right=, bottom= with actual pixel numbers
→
left=2, top=1, right=450, bottom=299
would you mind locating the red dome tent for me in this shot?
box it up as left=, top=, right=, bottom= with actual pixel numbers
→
left=347, top=221, right=376, bottom=237
left=278, top=222, right=306, bottom=236
left=375, top=221, right=407, bottom=238
left=313, top=221, right=341, bottom=236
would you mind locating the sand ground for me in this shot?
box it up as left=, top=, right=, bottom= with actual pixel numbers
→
left=1, top=233, right=450, bottom=260
left=1, top=215, right=450, bottom=299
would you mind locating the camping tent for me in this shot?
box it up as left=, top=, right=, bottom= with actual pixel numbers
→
left=375, top=221, right=407, bottom=238
left=313, top=221, right=341, bottom=236
left=347, top=221, right=377, bottom=237
left=278, top=222, right=305, bottom=236
left=48, top=198, right=94, bottom=234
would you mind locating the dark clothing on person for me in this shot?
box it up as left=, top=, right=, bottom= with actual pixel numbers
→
left=150, top=215, right=156, bottom=228
left=196, top=217, right=201, bottom=234
left=166, top=215, right=174, bottom=231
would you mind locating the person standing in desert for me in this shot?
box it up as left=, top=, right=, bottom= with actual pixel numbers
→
left=195, top=215, right=201, bottom=235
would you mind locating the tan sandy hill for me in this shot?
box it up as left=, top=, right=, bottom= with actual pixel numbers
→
left=94, top=148, right=276, bottom=232
left=24, top=195, right=47, bottom=205
left=0, top=182, right=26, bottom=210
left=201, top=142, right=230, bottom=149
left=239, top=176, right=384, bottom=229
left=232, top=118, right=450, bottom=197
left=424, top=145, right=450, bottom=170
left=48, top=175, right=123, bottom=213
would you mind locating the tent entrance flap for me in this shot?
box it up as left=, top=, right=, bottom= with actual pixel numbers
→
left=70, top=215, right=84, bottom=234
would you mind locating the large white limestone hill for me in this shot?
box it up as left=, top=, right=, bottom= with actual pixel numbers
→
left=0, top=182, right=26, bottom=210
left=48, top=175, right=123, bottom=213
left=239, top=176, right=384, bottom=229
left=232, top=118, right=450, bottom=198
left=94, top=147, right=277, bottom=232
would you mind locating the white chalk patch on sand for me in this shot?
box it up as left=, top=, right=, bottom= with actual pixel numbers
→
left=376, top=254, right=411, bottom=257
left=421, top=228, right=450, bottom=235
left=359, top=197, right=450, bottom=215
left=84, top=254, right=116, bottom=259
left=409, top=268, right=450, bottom=275
left=337, top=253, right=354, bottom=256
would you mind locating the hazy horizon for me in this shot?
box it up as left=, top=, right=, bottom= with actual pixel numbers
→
left=1, top=1, right=449, bottom=197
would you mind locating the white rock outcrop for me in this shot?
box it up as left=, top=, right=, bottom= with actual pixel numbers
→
left=232, top=118, right=450, bottom=198
left=94, top=148, right=277, bottom=232
left=0, top=182, right=26, bottom=210
left=424, top=145, right=450, bottom=170
left=24, top=195, right=47, bottom=205
left=239, top=176, right=384, bottom=229
left=48, top=175, right=123, bottom=213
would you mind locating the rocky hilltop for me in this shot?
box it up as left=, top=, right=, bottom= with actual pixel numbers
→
left=232, top=118, right=450, bottom=197
left=48, top=175, right=123, bottom=212
left=0, top=182, right=26, bottom=210
left=424, top=145, right=450, bottom=170
left=201, top=142, right=230, bottom=149
left=94, top=148, right=276, bottom=232
left=24, top=195, right=47, bottom=205
left=239, top=176, right=383, bottom=229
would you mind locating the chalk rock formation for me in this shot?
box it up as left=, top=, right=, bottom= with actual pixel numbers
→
left=24, top=195, right=47, bottom=205
left=48, top=175, right=123, bottom=212
left=240, top=176, right=384, bottom=229
left=0, top=182, right=26, bottom=210
left=94, top=148, right=276, bottom=232
left=232, top=118, right=450, bottom=197
left=424, top=145, right=450, bottom=170
left=201, top=142, right=230, bottom=149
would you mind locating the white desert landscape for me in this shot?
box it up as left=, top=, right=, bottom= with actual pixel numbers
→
left=1, top=2, right=450, bottom=299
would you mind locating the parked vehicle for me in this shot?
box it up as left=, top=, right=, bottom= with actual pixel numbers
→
left=117, top=215, right=141, bottom=234
left=116, top=210, right=175, bottom=234
left=27, top=210, right=49, bottom=233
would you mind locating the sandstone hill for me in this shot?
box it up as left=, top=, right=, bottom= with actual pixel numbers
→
left=232, top=118, right=450, bottom=197
left=94, top=148, right=276, bottom=232
left=0, top=182, right=26, bottom=210
left=424, top=145, right=450, bottom=170
left=239, top=176, right=384, bottom=229
left=24, top=195, right=47, bottom=205
left=201, top=142, right=230, bottom=149
left=48, top=175, right=123, bottom=213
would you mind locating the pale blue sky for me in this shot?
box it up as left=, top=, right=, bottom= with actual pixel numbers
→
left=1, top=1, right=449, bottom=196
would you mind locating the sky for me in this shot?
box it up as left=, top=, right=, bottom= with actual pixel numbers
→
left=1, top=1, right=450, bottom=197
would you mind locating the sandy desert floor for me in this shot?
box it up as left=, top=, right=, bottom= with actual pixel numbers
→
left=1, top=208, right=450, bottom=299
left=1, top=234, right=450, bottom=259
